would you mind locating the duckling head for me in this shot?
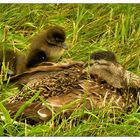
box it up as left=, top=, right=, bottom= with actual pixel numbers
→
left=90, top=50, right=117, bottom=63
left=45, top=26, right=66, bottom=48
left=26, top=26, right=67, bottom=68
left=43, top=26, right=67, bottom=61
left=89, top=51, right=126, bottom=88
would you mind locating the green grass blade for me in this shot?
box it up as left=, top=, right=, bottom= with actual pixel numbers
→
left=0, top=102, right=12, bottom=124
left=13, top=91, right=40, bottom=121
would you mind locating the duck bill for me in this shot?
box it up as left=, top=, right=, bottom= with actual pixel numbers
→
left=63, top=43, right=68, bottom=49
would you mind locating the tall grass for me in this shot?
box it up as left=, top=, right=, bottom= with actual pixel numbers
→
left=0, top=4, right=140, bottom=136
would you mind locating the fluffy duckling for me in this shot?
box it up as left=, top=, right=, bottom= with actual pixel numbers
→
left=89, top=51, right=126, bottom=88
left=0, top=49, right=26, bottom=76
left=89, top=51, right=140, bottom=89
left=26, top=26, right=67, bottom=68
left=0, top=26, right=67, bottom=76
left=0, top=49, right=16, bottom=76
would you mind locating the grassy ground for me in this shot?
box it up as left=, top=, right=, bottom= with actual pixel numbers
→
left=0, top=4, right=140, bottom=136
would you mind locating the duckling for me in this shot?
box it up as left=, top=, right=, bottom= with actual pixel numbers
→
left=1, top=26, right=67, bottom=76
left=0, top=49, right=26, bottom=76
left=26, top=26, right=67, bottom=68
left=89, top=51, right=140, bottom=89
left=89, top=51, right=126, bottom=88
left=3, top=59, right=138, bottom=124
left=0, top=49, right=16, bottom=76
left=89, top=51, right=140, bottom=111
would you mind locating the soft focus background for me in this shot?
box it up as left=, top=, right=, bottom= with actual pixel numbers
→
left=0, top=4, right=140, bottom=136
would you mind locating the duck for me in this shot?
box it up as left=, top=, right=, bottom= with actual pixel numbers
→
left=2, top=51, right=140, bottom=125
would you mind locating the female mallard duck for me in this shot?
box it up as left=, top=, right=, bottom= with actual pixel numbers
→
left=3, top=51, right=140, bottom=124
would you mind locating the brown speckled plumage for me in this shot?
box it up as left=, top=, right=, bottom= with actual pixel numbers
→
left=3, top=58, right=140, bottom=124
left=9, top=63, right=84, bottom=103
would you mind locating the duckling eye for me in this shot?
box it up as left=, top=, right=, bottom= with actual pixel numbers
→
left=55, top=37, right=63, bottom=42
left=42, top=56, right=45, bottom=60
left=55, top=37, right=59, bottom=41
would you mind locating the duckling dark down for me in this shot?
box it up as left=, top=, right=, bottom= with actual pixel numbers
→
left=26, top=26, right=67, bottom=68
left=90, top=51, right=140, bottom=88
left=0, top=49, right=26, bottom=76
left=0, top=26, right=67, bottom=77
left=3, top=51, right=140, bottom=124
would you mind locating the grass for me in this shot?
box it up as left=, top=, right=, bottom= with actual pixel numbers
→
left=0, top=4, right=140, bottom=136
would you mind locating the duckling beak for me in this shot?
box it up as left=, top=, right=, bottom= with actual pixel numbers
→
left=63, top=43, right=68, bottom=49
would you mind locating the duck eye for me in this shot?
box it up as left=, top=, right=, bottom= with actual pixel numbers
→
left=94, top=61, right=100, bottom=65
